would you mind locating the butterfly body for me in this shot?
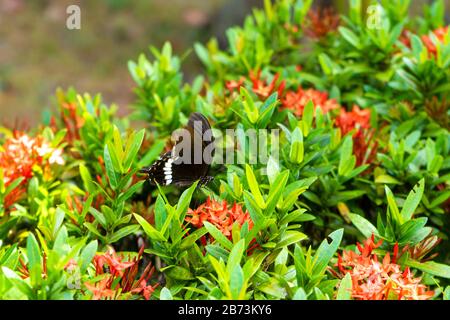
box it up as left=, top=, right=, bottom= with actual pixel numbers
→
left=140, top=113, right=214, bottom=187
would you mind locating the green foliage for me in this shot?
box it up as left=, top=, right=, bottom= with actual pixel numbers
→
left=0, top=0, right=448, bottom=300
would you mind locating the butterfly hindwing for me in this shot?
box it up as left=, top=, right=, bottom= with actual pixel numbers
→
left=140, top=112, right=214, bottom=187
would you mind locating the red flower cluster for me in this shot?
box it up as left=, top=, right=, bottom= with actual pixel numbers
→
left=249, top=70, right=286, bottom=99
left=85, top=246, right=158, bottom=300
left=225, top=77, right=245, bottom=93
left=225, top=70, right=285, bottom=100
left=281, top=86, right=340, bottom=116
left=334, top=105, right=377, bottom=166
left=332, top=235, right=434, bottom=300
left=303, top=6, right=340, bottom=39
left=401, top=26, right=448, bottom=58
left=58, top=102, right=85, bottom=144
left=186, top=197, right=253, bottom=239
left=421, top=26, right=448, bottom=57
left=0, top=131, right=64, bottom=209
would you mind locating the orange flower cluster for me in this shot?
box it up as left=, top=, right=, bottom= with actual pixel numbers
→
left=334, top=105, right=377, bottom=166
left=421, top=26, right=448, bottom=57
left=0, top=131, right=64, bottom=208
left=401, top=26, right=448, bottom=58
left=303, top=6, right=340, bottom=39
left=249, top=70, right=286, bottom=99
left=85, top=246, right=158, bottom=300
left=225, top=77, right=245, bottom=93
left=186, top=197, right=253, bottom=239
left=225, top=70, right=285, bottom=100
left=59, top=102, right=85, bottom=144
left=333, top=236, right=434, bottom=300
left=281, top=86, right=340, bottom=116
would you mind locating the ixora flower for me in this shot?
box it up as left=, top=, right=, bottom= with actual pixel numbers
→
left=85, top=246, right=158, bottom=300
left=331, top=235, right=434, bottom=300
left=334, top=105, right=377, bottom=166
left=225, top=77, right=245, bottom=93
left=249, top=70, right=285, bottom=99
left=421, top=26, right=448, bottom=57
left=0, top=131, right=65, bottom=208
left=186, top=197, right=253, bottom=239
left=303, top=6, right=340, bottom=39
left=281, top=86, right=340, bottom=116
left=401, top=26, right=449, bottom=58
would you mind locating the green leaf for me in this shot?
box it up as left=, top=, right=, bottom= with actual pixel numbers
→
left=26, top=233, right=42, bottom=288
left=79, top=164, right=95, bottom=194
left=1, top=267, right=34, bottom=298
left=123, top=129, right=145, bottom=171
left=203, top=221, right=233, bottom=250
left=245, top=165, right=266, bottom=209
left=336, top=273, right=352, bottom=300
left=275, top=231, right=307, bottom=249
left=265, top=170, right=289, bottom=215
left=385, top=185, right=403, bottom=225
left=240, top=87, right=259, bottom=124
left=108, top=225, right=140, bottom=243
left=349, top=213, right=380, bottom=238
left=312, top=229, right=343, bottom=275
left=177, top=181, right=198, bottom=222
left=230, top=265, right=244, bottom=299
left=4, top=177, right=25, bottom=197
left=405, top=259, right=450, bottom=279
left=375, top=174, right=401, bottom=184
left=164, top=266, right=195, bottom=280
left=89, top=207, right=107, bottom=229
left=289, top=128, right=304, bottom=164
left=80, top=240, right=98, bottom=272
left=400, top=178, right=424, bottom=221
left=180, top=227, right=207, bottom=250
left=292, top=287, right=307, bottom=300
left=444, top=286, right=450, bottom=300
left=134, top=213, right=166, bottom=242
left=118, top=180, right=145, bottom=202
left=339, top=26, right=361, bottom=49
left=104, top=144, right=118, bottom=190
left=138, top=139, right=166, bottom=167
left=227, top=239, right=245, bottom=274
left=338, top=137, right=355, bottom=176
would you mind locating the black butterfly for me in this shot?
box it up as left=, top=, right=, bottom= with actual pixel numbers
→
left=140, top=112, right=215, bottom=187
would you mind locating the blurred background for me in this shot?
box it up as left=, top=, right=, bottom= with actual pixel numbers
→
left=0, top=0, right=438, bottom=127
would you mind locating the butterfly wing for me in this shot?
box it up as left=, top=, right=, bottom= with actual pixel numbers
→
left=141, top=113, right=214, bottom=187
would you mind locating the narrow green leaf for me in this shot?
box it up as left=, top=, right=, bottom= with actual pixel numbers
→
left=336, top=273, right=352, bottom=300
left=245, top=165, right=266, bottom=209
left=204, top=221, right=233, bottom=250
left=400, top=178, right=424, bottom=221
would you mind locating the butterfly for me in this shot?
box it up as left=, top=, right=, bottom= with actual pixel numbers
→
left=140, top=112, right=215, bottom=187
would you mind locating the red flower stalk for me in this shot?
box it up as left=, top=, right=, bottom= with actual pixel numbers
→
left=303, top=6, right=340, bottom=39
left=85, top=246, right=158, bottom=300
left=334, top=105, right=377, bottom=166
left=332, top=235, right=434, bottom=300
left=0, top=131, right=64, bottom=209
left=281, top=86, right=340, bottom=116
left=59, top=102, right=85, bottom=144
left=249, top=70, right=285, bottom=99
left=186, top=197, right=254, bottom=239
